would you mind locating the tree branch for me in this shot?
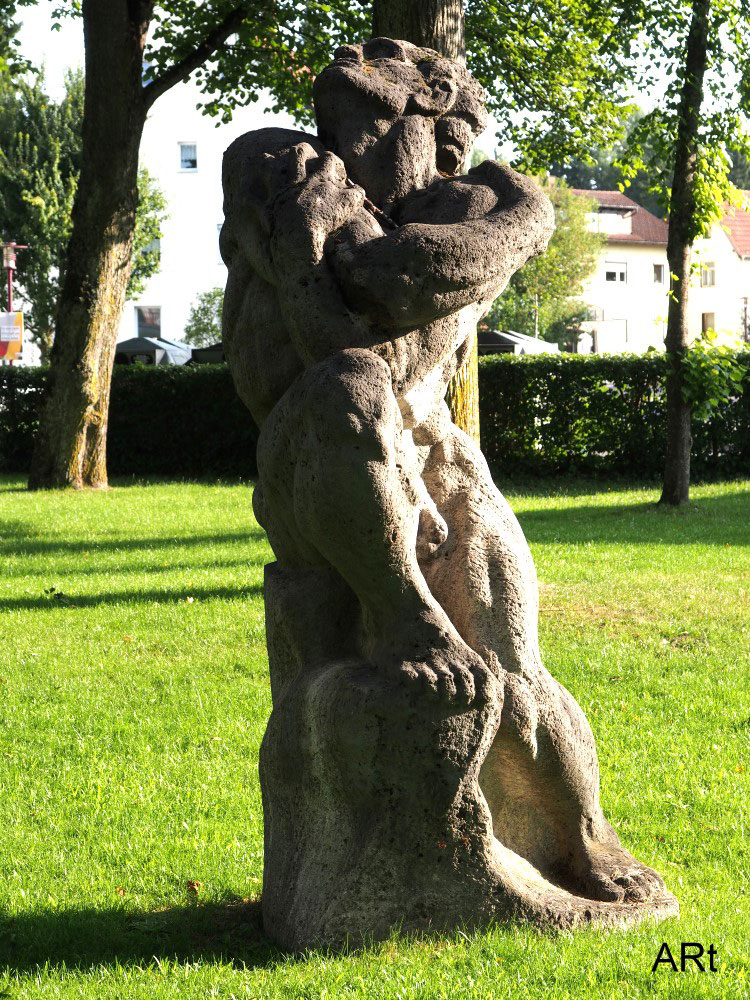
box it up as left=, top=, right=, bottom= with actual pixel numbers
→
left=142, top=3, right=252, bottom=110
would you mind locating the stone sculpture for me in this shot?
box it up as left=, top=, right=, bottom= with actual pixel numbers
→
left=220, top=37, right=678, bottom=951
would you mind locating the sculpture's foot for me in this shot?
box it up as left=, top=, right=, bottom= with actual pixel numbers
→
left=492, top=837, right=678, bottom=934
left=371, top=610, right=492, bottom=707
left=555, top=831, right=667, bottom=904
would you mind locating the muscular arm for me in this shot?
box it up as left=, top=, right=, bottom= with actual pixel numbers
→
left=223, top=134, right=380, bottom=369
left=328, top=162, right=555, bottom=329
left=228, top=138, right=553, bottom=366
left=266, top=150, right=390, bottom=366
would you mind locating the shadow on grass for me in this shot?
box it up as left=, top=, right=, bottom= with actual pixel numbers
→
left=0, top=475, right=259, bottom=492
left=0, top=897, right=285, bottom=973
left=0, top=582, right=264, bottom=612
left=0, top=527, right=268, bottom=558
left=514, top=489, right=750, bottom=547
left=12, top=555, right=258, bottom=580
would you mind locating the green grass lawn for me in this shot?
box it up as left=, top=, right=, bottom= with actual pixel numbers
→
left=0, top=475, right=747, bottom=999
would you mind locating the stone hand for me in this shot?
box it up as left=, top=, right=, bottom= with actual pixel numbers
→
left=271, top=145, right=366, bottom=264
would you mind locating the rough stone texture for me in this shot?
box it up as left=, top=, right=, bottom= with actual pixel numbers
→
left=221, top=37, right=678, bottom=951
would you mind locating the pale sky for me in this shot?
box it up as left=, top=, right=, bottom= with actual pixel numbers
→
left=18, top=5, right=83, bottom=101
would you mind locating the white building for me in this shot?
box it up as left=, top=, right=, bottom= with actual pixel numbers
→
left=119, top=80, right=298, bottom=345
left=574, top=189, right=750, bottom=353
left=573, top=190, right=670, bottom=353
left=689, top=193, right=750, bottom=342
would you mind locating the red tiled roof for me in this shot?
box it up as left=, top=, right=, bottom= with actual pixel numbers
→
left=722, top=192, right=750, bottom=258
left=571, top=189, right=669, bottom=245
left=571, top=189, right=635, bottom=209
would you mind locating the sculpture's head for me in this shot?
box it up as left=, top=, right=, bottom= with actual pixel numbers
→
left=313, top=37, right=487, bottom=209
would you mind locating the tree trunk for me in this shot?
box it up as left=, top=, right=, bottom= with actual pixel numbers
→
left=37, top=327, right=54, bottom=365
left=660, top=0, right=710, bottom=507
left=444, top=327, right=480, bottom=442
left=28, top=1, right=148, bottom=489
left=372, top=0, right=480, bottom=445
left=372, top=0, right=465, bottom=62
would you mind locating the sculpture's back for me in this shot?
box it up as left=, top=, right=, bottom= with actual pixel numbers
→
left=221, top=37, right=678, bottom=951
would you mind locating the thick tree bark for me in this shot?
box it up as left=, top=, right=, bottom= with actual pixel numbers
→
left=373, top=0, right=465, bottom=62
left=29, top=1, right=148, bottom=489
left=372, top=0, right=480, bottom=445
left=28, top=2, right=247, bottom=489
left=660, top=0, right=710, bottom=506
left=444, top=327, right=480, bottom=442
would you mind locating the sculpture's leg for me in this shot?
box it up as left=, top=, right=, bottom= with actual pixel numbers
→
left=255, top=348, right=488, bottom=703
left=418, top=413, right=668, bottom=904
left=254, top=368, right=677, bottom=953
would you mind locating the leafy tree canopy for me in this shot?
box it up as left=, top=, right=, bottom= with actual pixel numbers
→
left=614, top=0, right=750, bottom=239
left=549, top=113, right=667, bottom=219
left=183, top=286, right=223, bottom=348
left=34, top=1, right=750, bottom=238
left=728, top=145, right=750, bottom=189
left=0, top=1, right=36, bottom=78
left=0, top=69, right=167, bottom=359
left=42, top=1, right=655, bottom=169
left=41, top=2, right=750, bottom=234
left=486, top=179, right=604, bottom=346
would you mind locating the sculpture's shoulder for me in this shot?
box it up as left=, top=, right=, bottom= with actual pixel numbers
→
left=221, top=128, right=328, bottom=282
left=222, top=127, right=326, bottom=211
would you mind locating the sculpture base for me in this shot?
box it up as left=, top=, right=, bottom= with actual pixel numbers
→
left=259, top=564, right=678, bottom=952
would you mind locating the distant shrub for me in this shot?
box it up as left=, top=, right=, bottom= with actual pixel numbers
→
left=478, top=352, right=750, bottom=480
left=0, top=364, right=259, bottom=478
left=107, top=364, right=258, bottom=478
left=0, top=366, right=43, bottom=471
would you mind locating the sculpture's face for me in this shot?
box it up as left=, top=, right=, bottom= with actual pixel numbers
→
left=434, top=100, right=485, bottom=176
left=313, top=38, right=487, bottom=209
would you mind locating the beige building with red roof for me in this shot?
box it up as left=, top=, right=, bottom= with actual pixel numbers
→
left=689, top=192, right=750, bottom=344
left=572, top=189, right=750, bottom=353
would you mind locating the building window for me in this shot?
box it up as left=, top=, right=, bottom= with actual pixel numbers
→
left=653, top=264, right=665, bottom=284
left=179, top=142, right=197, bottom=170
left=700, top=262, right=716, bottom=287
left=136, top=306, right=161, bottom=338
left=701, top=312, right=715, bottom=333
left=586, top=306, right=604, bottom=321
left=604, top=261, right=627, bottom=283
left=143, top=237, right=161, bottom=264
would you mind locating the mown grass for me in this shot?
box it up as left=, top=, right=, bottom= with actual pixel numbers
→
left=0, top=475, right=747, bottom=999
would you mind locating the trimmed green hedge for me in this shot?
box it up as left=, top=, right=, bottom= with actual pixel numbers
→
left=0, top=365, right=259, bottom=478
left=479, top=352, right=750, bottom=479
left=1, top=355, right=749, bottom=480
left=0, top=366, right=41, bottom=473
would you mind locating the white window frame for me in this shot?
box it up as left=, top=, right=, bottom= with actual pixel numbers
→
left=604, top=261, right=627, bottom=284
left=135, top=305, right=162, bottom=338
left=700, top=262, right=716, bottom=287
left=179, top=141, right=198, bottom=172
left=653, top=263, right=665, bottom=284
